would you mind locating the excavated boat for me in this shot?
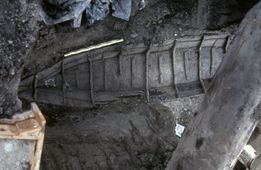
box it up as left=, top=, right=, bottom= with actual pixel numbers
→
left=19, top=33, right=232, bottom=107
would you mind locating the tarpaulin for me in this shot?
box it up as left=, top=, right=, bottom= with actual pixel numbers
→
left=41, top=0, right=133, bottom=27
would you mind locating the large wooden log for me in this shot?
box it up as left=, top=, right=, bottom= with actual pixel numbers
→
left=166, top=2, right=261, bottom=170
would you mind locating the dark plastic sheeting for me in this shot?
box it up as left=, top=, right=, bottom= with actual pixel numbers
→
left=41, top=0, right=132, bottom=27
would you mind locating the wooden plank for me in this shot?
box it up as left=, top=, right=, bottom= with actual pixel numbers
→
left=223, top=35, right=230, bottom=53
left=183, top=50, right=190, bottom=80
left=74, top=69, right=79, bottom=88
left=94, top=90, right=144, bottom=102
left=118, top=49, right=122, bottom=75
left=19, top=33, right=231, bottom=107
left=131, top=57, right=135, bottom=88
left=0, top=110, right=34, bottom=124
left=225, top=35, right=234, bottom=52
left=158, top=55, right=163, bottom=84
left=103, top=55, right=107, bottom=91
left=88, top=59, right=95, bottom=106
left=198, top=36, right=207, bottom=93
left=145, top=44, right=151, bottom=102
left=0, top=103, right=45, bottom=140
left=32, top=103, right=46, bottom=128
left=210, top=40, right=218, bottom=77
left=32, top=132, right=45, bottom=170
left=172, top=40, right=179, bottom=97
left=61, top=60, right=65, bottom=105
left=131, top=54, right=146, bottom=89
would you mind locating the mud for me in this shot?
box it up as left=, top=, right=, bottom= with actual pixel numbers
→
left=38, top=93, right=261, bottom=170
left=39, top=99, right=177, bottom=170
left=18, top=1, right=260, bottom=169
left=40, top=94, right=260, bottom=170
left=0, top=1, right=40, bottom=117
left=22, top=0, right=248, bottom=79
left=1, top=0, right=260, bottom=169
left=207, top=0, right=259, bottom=29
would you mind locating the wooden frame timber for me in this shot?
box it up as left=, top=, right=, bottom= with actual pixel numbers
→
left=0, top=103, right=46, bottom=170
left=19, top=33, right=231, bottom=107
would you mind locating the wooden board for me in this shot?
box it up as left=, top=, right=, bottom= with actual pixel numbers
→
left=0, top=103, right=46, bottom=170
left=19, top=34, right=231, bottom=107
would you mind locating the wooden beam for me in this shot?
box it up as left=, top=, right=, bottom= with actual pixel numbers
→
left=166, top=2, right=261, bottom=170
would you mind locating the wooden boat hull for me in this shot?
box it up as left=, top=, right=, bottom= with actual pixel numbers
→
left=19, top=34, right=231, bottom=107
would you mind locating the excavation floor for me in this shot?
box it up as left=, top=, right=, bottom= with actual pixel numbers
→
left=38, top=95, right=202, bottom=170
left=18, top=1, right=260, bottom=169
left=37, top=94, right=261, bottom=170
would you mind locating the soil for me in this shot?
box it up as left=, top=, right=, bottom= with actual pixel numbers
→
left=0, top=0, right=256, bottom=117
left=0, top=0, right=260, bottom=169
left=22, top=0, right=250, bottom=79
left=39, top=94, right=261, bottom=170
left=20, top=1, right=259, bottom=169
left=0, top=1, right=40, bottom=118
left=39, top=98, right=177, bottom=170
left=37, top=95, right=204, bottom=170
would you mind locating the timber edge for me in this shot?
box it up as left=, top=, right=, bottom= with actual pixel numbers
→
left=0, top=103, right=46, bottom=170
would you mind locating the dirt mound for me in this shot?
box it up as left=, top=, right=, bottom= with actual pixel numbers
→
left=40, top=99, right=177, bottom=170
left=0, top=1, right=40, bottom=117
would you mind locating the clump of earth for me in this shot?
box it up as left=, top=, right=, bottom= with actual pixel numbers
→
left=0, top=1, right=40, bottom=118
left=37, top=93, right=204, bottom=170
left=38, top=95, right=261, bottom=170
left=40, top=99, right=177, bottom=170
